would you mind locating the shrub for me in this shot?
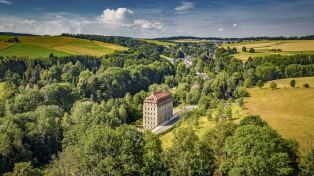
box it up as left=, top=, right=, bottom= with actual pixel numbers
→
left=303, top=83, right=310, bottom=88
left=243, top=78, right=253, bottom=88
left=270, top=82, right=277, bottom=89
left=290, top=79, right=296, bottom=87
left=256, top=80, right=264, bottom=88
left=249, top=48, right=255, bottom=53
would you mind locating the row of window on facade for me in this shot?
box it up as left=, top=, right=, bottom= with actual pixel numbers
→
left=144, top=121, right=155, bottom=125
left=144, top=112, right=155, bottom=115
left=144, top=107, right=155, bottom=110
left=144, top=116, right=155, bottom=120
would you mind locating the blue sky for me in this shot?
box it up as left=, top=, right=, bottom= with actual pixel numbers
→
left=0, top=0, right=313, bottom=38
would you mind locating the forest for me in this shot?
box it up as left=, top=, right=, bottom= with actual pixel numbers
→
left=0, top=34, right=313, bottom=176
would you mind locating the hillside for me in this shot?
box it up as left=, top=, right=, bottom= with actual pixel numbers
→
left=222, top=40, right=314, bottom=60
left=138, top=39, right=177, bottom=46
left=0, top=35, right=128, bottom=58
left=244, top=77, right=314, bottom=154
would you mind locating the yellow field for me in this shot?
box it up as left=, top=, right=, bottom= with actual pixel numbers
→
left=244, top=77, right=314, bottom=155
left=223, top=40, right=314, bottom=60
left=138, top=39, right=177, bottom=47
left=0, top=43, right=16, bottom=50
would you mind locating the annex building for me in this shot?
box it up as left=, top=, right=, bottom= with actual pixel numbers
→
left=143, top=90, right=173, bottom=130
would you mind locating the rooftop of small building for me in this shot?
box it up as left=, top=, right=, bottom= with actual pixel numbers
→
left=144, top=90, right=172, bottom=103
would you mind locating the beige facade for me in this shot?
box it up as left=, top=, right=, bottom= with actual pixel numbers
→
left=143, top=90, right=173, bottom=130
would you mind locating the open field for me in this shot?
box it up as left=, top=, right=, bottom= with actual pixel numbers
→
left=244, top=77, right=314, bottom=155
left=222, top=40, right=314, bottom=60
left=139, top=39, right=177, bottom=47
left=0, top=35, right=128, bottom=58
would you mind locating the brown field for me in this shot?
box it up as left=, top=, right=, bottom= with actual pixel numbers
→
left=244, top=77, right=314, bottom=155
left=0, top=43, right=16, bottom=50
left=224, top=40, right=314, bottom=52
left=93, top=41, right=128, bottom=51
left=52, top=45, right=107, bottom=56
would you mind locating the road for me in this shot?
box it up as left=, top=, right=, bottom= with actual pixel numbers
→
left=152, top=115, right=181, bottom=134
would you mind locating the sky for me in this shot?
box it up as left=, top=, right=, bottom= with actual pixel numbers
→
left=0, top=0, right=314, bottom=38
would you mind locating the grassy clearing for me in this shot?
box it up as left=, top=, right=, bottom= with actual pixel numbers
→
left=223, top=40, right=314, bottom=60
left=244, top=77, right=314, bottom=154
left=0, top=35, right=128, bottom=58
left=160, top=103, right=244, bottom=149
left=139, top=39, right=177, bottom=47
left=159, top=115, right=216, bottom=149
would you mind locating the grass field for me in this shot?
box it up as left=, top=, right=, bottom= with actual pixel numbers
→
left=222, top=40, right=314, bottom=60
left=0, top=35, right=128, bottom=58
left=244, top=77, right=314, bottom=155
left=139, top=39, right=177, bottom=47
left=159, top=115, right=216, bottom=149
left=159, top=103, right=244, bottom=149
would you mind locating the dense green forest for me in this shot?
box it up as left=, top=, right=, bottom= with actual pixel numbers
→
left=0, top=34, right=313, bottom=175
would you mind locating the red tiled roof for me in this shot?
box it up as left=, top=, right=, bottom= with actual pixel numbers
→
left=191, top=83, right=202, bottom=89
left=144, top=90, right=172, bottom=103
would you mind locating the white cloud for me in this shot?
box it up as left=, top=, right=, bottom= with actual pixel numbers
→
left=0, top=8, right=165, bottom=38
left=218, top=28, right=224, bottom=32
left=174, top=1, right=194, bottom=14
left=233, top=23, right=238, bottom=28
left=97, top=8, right=134, bottom=24
left=134, top=19, right=165, bottom=31
left=0, top=0, right=12, bottom=5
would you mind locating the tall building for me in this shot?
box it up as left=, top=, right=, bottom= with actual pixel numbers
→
left=143, top=90, right=173, bottom=130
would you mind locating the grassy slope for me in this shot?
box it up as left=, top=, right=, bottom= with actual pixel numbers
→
left=139, top=39, right=177, bottom=47
left=244, top=77, right=314, bottom=154
left=159, top=116, right=216, bottom=149
left=160, top=104, right=244, bottom=149
left=0, top=36, right=128, bottom=58
left=222, top=40, right=314, bottom=60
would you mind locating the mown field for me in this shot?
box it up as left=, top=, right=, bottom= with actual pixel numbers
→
left=0, top=35, right=128, bottom=58
left=244, top=77, right=314, bottom=155
left=222, top=40, right=314, bottom=60
left=139, top=39, right=177, bottom=46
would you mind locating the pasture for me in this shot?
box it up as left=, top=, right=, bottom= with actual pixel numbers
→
left=0, top=35, right=128, bottom=58
left=223, top=40, right=314, bottom=60
left=244, top=77, right=314, bottom=155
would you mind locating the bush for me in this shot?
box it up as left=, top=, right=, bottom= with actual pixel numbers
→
left=243, top=78, right=253, bottom=88
left=290, top=79, right=296, bottom=87
left=303, top=83, right=310, bottom=88
left=249, top=48, right=255, bottom=53
left=270, top=82, right=277, bottom=89
left=256, top=80, right=264, bottom=88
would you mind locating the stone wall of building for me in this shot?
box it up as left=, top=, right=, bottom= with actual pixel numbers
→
left=143, top=93, right=173, bottom=130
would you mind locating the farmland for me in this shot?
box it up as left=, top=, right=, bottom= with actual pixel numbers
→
left=0, top=35, right=128, bottom=58
left=222, top=40, right=314, bottom=60
left=244, top=77, right=314, bottom=154
left=139, top=39, right=177, bottom=46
